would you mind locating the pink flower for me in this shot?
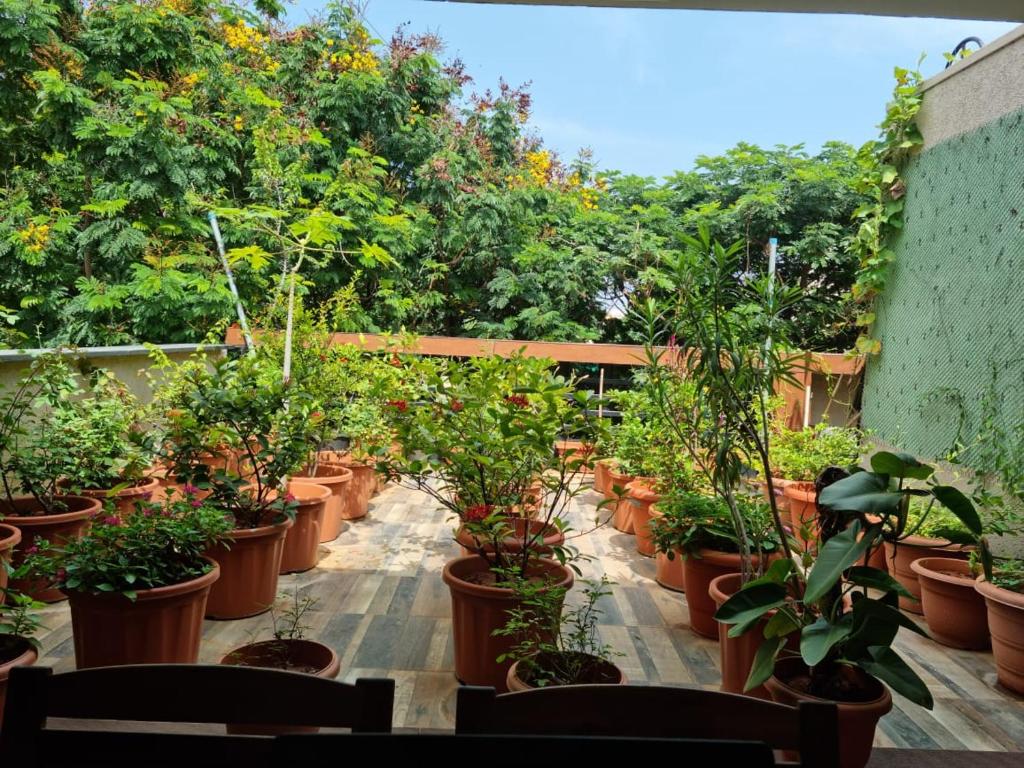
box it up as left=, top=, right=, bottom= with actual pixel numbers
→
left=56, top=568, right=67, bottom=582
left=104, top=515, right=122, bottom=527
left=504, top=394, right=529, bottom=409
left=25, top=545, right=39, bottom=556
left=141, top=491, right=153, bottom=500
left=182, top=484, right=200, bottom=495
left=190, top=499, right=203, bottom=508
left=284, top=492, right=296, bottom=503
left=142, top=508, right=154, bottom=518
left=464, top=504, right=494, bottom=522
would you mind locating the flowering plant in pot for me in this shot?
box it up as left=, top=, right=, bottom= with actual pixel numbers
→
left=26, top=494, right=229, bottom=668
left=0, top=589, right=42, bottom=722
left=496, top=575, right=624, bottom=690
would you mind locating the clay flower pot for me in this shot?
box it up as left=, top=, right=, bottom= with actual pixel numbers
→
left=2, top=495, right=101, bottom=602
left=593, top=458, right=615, bottom=496
left=442, top=555, right=573, bottom=691
left=765, top=657, right=892, bottom=768
left=627, top=482, right=661, bottom=557
left=682, top=549, right=768, bottom=639
left=910, top=558, right=989, bottom=650
left=709, top=572, right=772, bottom=699
left=607, top=467, right=636, bottom=533
left=68, top=559, right=219, bottom=669
left=756, top=477, right=793, bottom=514
left=0, top=637, right=37, bottom=724
left=884, top=536, right=970, bottom=614
left=279, top=482, right=331, bottom=574
left=506, top=652, right=626, bottom=691
left=783, top=481, right=818, bottom=546
left=333, top=455, right=375, bottom=520
left=0, top=523, right=22, bottom=596
left=76, top=476, right=160, bottom=515
left=205, top=517, right=295, bottom=619
left=456, top=517, right=565, bottom=558
left=220, top=638, right=340, bottom=734
left=975, top=577, right=1024, bottom=694
left=649, top=506, right=685, bottom=592
left=292, top=463, right=353, bottom=543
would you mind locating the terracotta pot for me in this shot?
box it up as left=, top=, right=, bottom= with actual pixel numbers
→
left=628, top=482, right=661, bottom=557
left=600, top=459, right=620, bottom=501
left=683, top=549, right=768, bottom=639
left=442, top=555, right=573, bottom=691
left=0, top=523, right=22, bottom=597
left=607, top=468, right=636, bottom=533
left=278, top=482, right=330, bottom=574
left=766, top=657, right=892, bottom=768
left=2, top=496, right=101, bottom=602
left=975, top=577, right=1024, bottom=694
left=784, top=481, right=819, bottom=547
left=456, top=517, right=565, bottom=558
left=756, top=477, right=793, bottom=514
left=68, top=559, right=219, bottom=669
left=910, top=558, right=989, bottom=650
left=506, top=652, right=626, bottom=691
left=220, top=639, right=340, bottom=735
left=292, top=464, right=352, bottom=543
left=0, top=638, right=37, bottom=725
left=75, top=476, right=161, bottom=515
left=709, top=573, right=773, bottom=699
left=333, top=456, right=374, bottom=520
left=884, top=536, right=970, bottom=614
left=655, top=552, right=686, bottom=592
left=205, top=517, right=294, bottom=619
left=593, top=459, right=615, bottom=496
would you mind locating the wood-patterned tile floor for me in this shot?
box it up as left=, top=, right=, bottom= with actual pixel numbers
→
left=34, top=482, right=1024, bottom=750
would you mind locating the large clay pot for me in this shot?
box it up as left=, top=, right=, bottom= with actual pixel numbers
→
left=682, top=549, right=764, bottom=639
left=334, top=456, right=375, bottom=520
left=784, top=481, right=818, bottom=547
left=220, top=639, right=340, bottom=734
left=2, top=496, right=101, bottom=602
left=279, top=482, right=330, bottom=574
left=766, top=657, right=892, bottom=768
left=709, top=573, right=771, bottom=699
left=442, top=555, right=573, bottom=692
left=594, top=459, right=615, bottom=496
left=75, top=476, right=161, bottom=515
left=756, top=477, right=793, bottom=515
left=67, top=559, right=219, bottom=669
left=205, top=517, right=294, bottom=619
left=0, top=524, right=22, bottom=596
left=292, top=464, right=353, bottom=542
left=628, top=482, right=661, bottom=557
left=649, top=506, right=685, bottom=592
left=607, top=468, right=637, bottom=533
left=506, top=652, right=626, bottom=691
left=884, top=536, right=970, bottom=614
left=975, top=577, right=1024, bottom=694
left=910, top=558, right=989, bottom=650
left=0, top=638, right=37, bottom=725
left=456, top=517, right=565, bottom=557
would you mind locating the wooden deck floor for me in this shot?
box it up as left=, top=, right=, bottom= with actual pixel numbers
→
left=34, top=482, right=1024, bottom=751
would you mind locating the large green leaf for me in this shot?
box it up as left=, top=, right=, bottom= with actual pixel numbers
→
left=763, top=609, right=801, bottom=638
left=714, top=582, right=787, bottom=625
left=931, top=485, right=982, bottom=536
left=818, top=472, right=903, bottom=516
left=801, top=615, right=853, bottom=667
left=804, top=521, right=873, bottom=604
left=745, top=637, right=787, bottom=692
left=846, top=566, right=913, bottom=598
left=870, top=451, right=934, bottom=480
left=859, top=646, right=934, bottom=709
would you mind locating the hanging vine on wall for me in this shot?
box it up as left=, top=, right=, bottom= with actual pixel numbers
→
left=847, top=63, right=925, bottom=356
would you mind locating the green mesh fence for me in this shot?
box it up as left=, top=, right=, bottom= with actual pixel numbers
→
left=861, top=106, right=1024, bottom=464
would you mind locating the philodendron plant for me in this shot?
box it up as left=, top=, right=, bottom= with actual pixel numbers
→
left=714, top=450, right=983, bottom=707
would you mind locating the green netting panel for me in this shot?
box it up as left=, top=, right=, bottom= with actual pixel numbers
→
left=862, top=107, right=1024, bottom=464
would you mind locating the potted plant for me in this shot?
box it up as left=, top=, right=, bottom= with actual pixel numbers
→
left=379, top=353, right=602, bottom=690
left=0, top=590, right=41, bottom=723
left=975, top=559, right=1024, bottom=693
left=26, top=493, right=229, bottom=668
left=497, top=576, right=625, bottom=690
left=220, top=590, right=339, bottom=734
left=605, top=390, right=657, bottom=534
left=0, top=353, right=102, bottom=602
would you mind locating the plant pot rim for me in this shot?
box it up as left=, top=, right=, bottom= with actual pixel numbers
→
left=769, top=656, right=891, bottom=708
left=708, top=571, right=746, bottom=604
left=442, top=554, right=574, bottom=598
left=73, top=476, right=161, bottom=497
left=0, top=495, right=102, bottom=522
left=910, top=557, right=976, bottom=586
left=219, top=638, right=340, bottom=677
left=783, top=482, right=816, bottom=503
left=0, top=636, right=38, bottom=672
left=507, top=653, right=626, bottom=688
left=293, top=465, right=353, bottom=486
left=888, top=534, right=973, bottom=550
left=627, top=483, right=661, bottom=502
left=66, top=557, right=220, bottom=604
left=224, top=516, right=295, bottom=538
left=607, top=468, right=635, bottom=481
left=690, top=548, right=769, bottom=567
left=286, top=482, right=332, bottom=506
left=0, top=523, right=22, bottom=548
left=975, top=575, right=1024, bottom=609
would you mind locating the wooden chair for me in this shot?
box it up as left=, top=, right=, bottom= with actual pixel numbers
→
left=0, top=665, right=395, bottom=767
left=455, top=684, right=839, bottom=768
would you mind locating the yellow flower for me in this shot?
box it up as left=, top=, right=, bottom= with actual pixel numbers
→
left=233, top=115, right=244, bottom=131
left=524, top=150, right=553, bottom=186
left=17, top=221, right=50, bottom=253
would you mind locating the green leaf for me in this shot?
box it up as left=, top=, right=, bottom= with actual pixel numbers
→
left=818, top=472, right=903, bottom=516
left=801, top=616, right=852, bottom=666
left=714, top=582, right=787, bottom=625
left=763, top=609, right=800, bottom=638
left=846, top=565, right=912, bottom=597
left=931, top=485, right=982, bottom=536
left=745, top=637, right=786, bottom=692
left=804, top=521, right=873, bottom=604
left=859, top=646, right=933, bottom=709
left=870, top=451, right=934, bottom=480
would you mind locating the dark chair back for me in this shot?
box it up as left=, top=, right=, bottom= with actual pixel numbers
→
left=455, top=684, right=838, bottom=768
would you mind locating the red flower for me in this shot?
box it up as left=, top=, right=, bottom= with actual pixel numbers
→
left=390, top=355, right=403, bottom=368
left=388, top=399, right=408, bottom=412
left=56, top=568, right=67, bottom=582
left=190, top=499, right=203, bottom=508
left=450, top=399, right=464, bottom=412
left=183, top=484, right=200, bottom=496
left=284, top=492, right=297, bottom=504
left=504, top=394, right=529, bottom=409
left=25, top=545, right=39, bottom=556
left=104, top=515, right=122, bottom=527
left=464, top=503, right=494, bottom=522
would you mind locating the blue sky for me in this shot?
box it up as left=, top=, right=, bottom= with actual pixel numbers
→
left=290, top=1, right=1017, bottom=178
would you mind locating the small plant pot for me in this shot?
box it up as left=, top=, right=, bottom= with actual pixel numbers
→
left=2, top=495, right=102, bottom=603
left=593, top=458, right=615, bottom=496
left=333, top=456, right=375, bottom=520
left=0, top=637, right=37, bottom=724
left=607, top=468, right=636, bottom=533
left=220, top=639, right=340, bottom=734
left=910, top=558, right=989, bottom=650
left=292, top=463, right=353, bottom=543
left=974, top=576, right=1024, bottom=694
left=884, top=536, right=970, bottom=614
left=0, top=523, right=22, bottom=597
left=75, top=476, right=161, bottom=516
left=456, top=517, right=565, bottom=558
left=279, top=482, right=331, bottom=574
left=756, top=477, right=792, bottom=515
left=628, top=482, right=661, bottom=557
left=67, top=559, right=219, bottom=669
left=765, top=656, right=892, bottom=768
left=655, top=551, right=686, bottom=592
left=709, top=573, right=771, bottom=699
left=442, top=555, right=573, bottom=692
left=506, top=652, right=626, bottom=691
left=205, top=517, right=294, bottom=619
left=783, top=482, right=818, bottom=547
left=682, top=549, right=769, bottom=639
